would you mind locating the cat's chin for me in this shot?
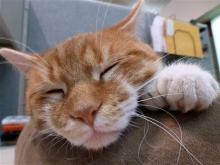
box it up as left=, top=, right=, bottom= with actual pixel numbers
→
left=83, top=131, right=121, bottom=150
left=68, top=130, right=121, bottom=150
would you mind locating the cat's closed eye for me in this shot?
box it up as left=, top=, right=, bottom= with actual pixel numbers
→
left=100, top=62, right=119, bottom=80
left=45, top=89, right=64, bottom=102
left=46, top=89, right=64, bottom=94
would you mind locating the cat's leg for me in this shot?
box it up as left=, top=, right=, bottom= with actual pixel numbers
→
left=141, top=63, right=219, bottom=112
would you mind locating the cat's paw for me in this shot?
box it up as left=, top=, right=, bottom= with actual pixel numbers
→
left=157, top=63, right=219, bottom=112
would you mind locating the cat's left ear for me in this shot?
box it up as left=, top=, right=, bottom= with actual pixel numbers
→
left=0, top=48, right=37, bottom=74
left=109, top=0, right=144, bottom=34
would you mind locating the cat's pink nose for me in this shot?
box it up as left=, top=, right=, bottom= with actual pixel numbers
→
left=72, top=105, right=101, bottom=126
left=81, top=107, right=98, bottom=126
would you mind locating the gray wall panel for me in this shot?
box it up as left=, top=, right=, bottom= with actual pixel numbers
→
left=27, top=0, right=154, bottom=52
left=0, top=57, right=19, bottom=121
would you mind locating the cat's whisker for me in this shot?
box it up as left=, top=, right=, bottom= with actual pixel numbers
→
left=37, top=128, right=54, bottom=135
left=128, top=122, right=141, bottom=129
left=135, top=116, right=177, bottom=142
left=135, top=110, right=180, bottom=141
left=109, top=57, right=127, bottom=66
left=105, top=58, right=128, bottom=81
left=56, top=139, right=69, bottom=154
left=114, top=60, right=153, bottom=87
left=135, top=113, right=202, bottom=165
left=47, top=135, right=64, bottom=154
left=137, top=118, right=150, bottom=164
left=0, top=37, right=37, bottom=54
left=63, top=142, right=70, bottom=158
left=45, top=136, right=58, bottom=153
left=63, top=145, right=73, bottom=160
left=138, top=104, right=183, bottom=164
left=138, top=91, right=220, bottom=105
left=110, top=58, right=149, bottom=85
left=32, top=63, right=51, bottom=76
left=130, top=120, right=140, bottom=126
left=132, top=54, right=170, bottom=92
left=138, top=92, right=184, bottom=103
left=35, top=132, right=58, bottom=148
left=135, top=74, right=159, bottom=92
left=0, top=61, right=30, bottom=66
left=156, top=53, right=169, bottom=62
left=32, top=130, right=50, bottom=141
left=135, top=55, right=191, bottom=93
left=173, top=56, right=192, bottom=65
left=100, top=0, right=111, bottom=52
left=117, top=70, right=136, bottom=85
left=95, top=4, right=101, bottom=45
left=0, top=37, right=50, bottom=68
left=37, top=132, right=56, bottom=143
left=0, top=61, right=49, bottom=75
left=148, top=52, right=168, bottom=67
left=30, top=51, right=50, bottom=69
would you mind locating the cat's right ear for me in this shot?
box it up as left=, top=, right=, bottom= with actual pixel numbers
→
left=108, top=0, right=144, bottom=34
left=0, top=48, right=37, bottom=74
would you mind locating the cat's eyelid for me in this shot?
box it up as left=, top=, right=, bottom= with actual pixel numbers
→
left=46, top=89, right=64, bottom=94
left=100, top=62, right=119, bottom=79
left=100, top=62, right=119, bottom=81
left=44, top=86, right=66, bottom=102
left=45, top=89, right=64, bottom=102
left=44, top=82, right=67, bottom=95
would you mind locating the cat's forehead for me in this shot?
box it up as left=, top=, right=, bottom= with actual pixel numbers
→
left=44, top=31, right=136, bottom=66
left=29, top=30, right=156, bottom=85
left=28, top=33, right=110, bottom=82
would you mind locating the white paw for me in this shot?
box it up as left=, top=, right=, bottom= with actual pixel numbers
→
left=157, top=63, right=219, bottom=112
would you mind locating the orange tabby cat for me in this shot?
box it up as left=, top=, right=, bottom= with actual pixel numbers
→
left=0, top=0, right=218, bottom=150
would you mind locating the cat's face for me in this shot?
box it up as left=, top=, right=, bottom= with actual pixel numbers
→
left=26, top=30, right=160, bottom=149
left=0, top=0, right=161, bottom=150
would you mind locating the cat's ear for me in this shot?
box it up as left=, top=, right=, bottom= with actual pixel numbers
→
left=109, top=0, right=144, bottom=33
left=0, top=48, right=37, bottom=74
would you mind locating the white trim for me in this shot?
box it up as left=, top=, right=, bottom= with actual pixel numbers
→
left=17, top=0, right=30, bottom=115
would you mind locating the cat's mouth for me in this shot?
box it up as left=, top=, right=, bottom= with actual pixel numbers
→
left=83, top=129, right=121, bottom=150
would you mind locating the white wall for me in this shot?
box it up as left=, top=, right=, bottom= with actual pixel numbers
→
left=160, top=0, right=220, bottom=22
left=212, top=15, right=220, bottom=69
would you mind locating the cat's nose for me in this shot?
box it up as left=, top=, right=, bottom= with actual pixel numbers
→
left=72, top=104, right=101, bottom=126
left=82, top=107, right=98, bottom=126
